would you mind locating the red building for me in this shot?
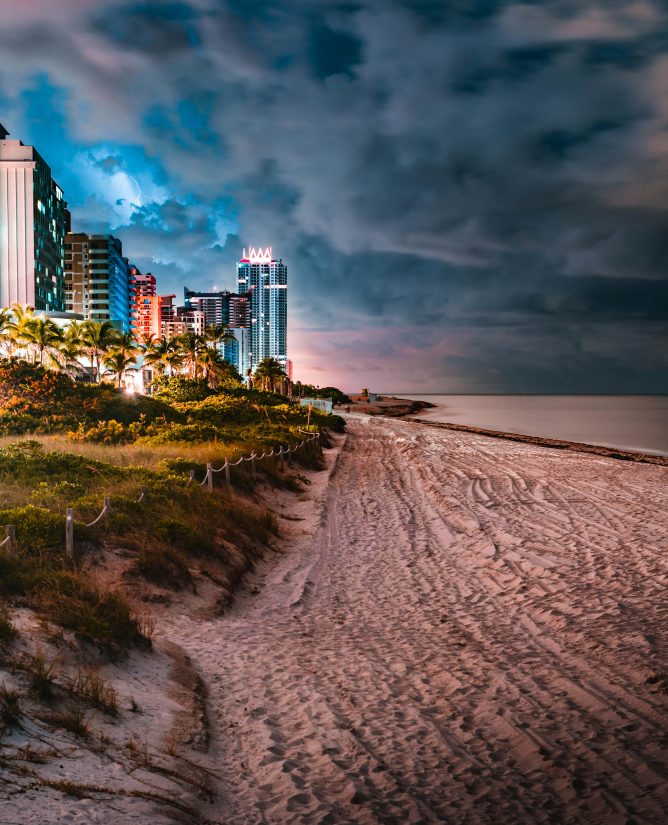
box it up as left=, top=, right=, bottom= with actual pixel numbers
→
left=129, top=265, right=157, bottom=339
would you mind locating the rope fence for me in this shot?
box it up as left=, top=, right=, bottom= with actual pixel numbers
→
left=0, top=429, right=322, bottom=560
left=188, top=428, right=320, bottom=489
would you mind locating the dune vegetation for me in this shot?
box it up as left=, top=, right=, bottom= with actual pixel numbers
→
left=0, top=360, right=344, bottom=656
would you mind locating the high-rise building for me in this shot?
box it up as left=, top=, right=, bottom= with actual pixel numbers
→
left=64, top=233, right=131, bottom=331
left=225, top=327, right=251, bottom=377
left=146, top=294, right=205, bottom=339
left=183, top=288, right=226, bottom=328
left=0, top=123, right=71, bottom=311
left=183, top=288, right=250, bottom=330
left=184, top=287, right=251, bottom=375
left=129, top=265, right=156, bottom=339
left=236, top=246, right=287, bottom=373
left=229, top=293, right=250, bottom=328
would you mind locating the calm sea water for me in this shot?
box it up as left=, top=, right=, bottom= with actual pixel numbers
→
left=394, top=395, right=668, bottom=456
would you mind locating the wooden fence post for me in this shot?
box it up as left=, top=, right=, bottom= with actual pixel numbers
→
left=251, top=457, right=256, bottom=480
left=65, top=509, right=74, bottom=558
left=189, top=469, right=195, bottom=484
left=5, top=525, right=15, bottom=553
left=207, top=463, right=213, bottom=492
left=104, top=496, right=111, bottom=521
left=225, top=462, right=231, bottom=489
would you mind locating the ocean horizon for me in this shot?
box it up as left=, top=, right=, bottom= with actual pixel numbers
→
left=393, top=394, right=668, bottom=456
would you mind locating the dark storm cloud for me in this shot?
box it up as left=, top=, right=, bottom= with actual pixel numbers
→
left=0, top=0, right=666, bottom=390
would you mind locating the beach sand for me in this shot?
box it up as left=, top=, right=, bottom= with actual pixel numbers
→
left=166, top=415, right=668, bottom=824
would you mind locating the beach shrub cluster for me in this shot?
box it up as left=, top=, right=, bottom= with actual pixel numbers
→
left=293, top=383, right=351, bottom=405
left=150, top=375, right=213, bottom=403
left=0, top=438, right=283, bottom=651
left=0, top=360, right=178, bottom=437
left=0, top=363, right=340, bottom=654
left=0, top=361, right=344, bottom=444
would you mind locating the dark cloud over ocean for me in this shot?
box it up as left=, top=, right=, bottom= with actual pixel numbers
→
left=1, top=0, right=666, bottom=391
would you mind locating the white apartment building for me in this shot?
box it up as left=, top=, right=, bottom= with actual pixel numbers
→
left=0, top=123, right=70, bottom=311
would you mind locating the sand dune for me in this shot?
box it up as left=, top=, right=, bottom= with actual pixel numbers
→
left=170, top=416, right=668, bottom=824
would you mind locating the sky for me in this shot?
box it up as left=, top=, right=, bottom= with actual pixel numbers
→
left=1, top=0, right=667, bottom=393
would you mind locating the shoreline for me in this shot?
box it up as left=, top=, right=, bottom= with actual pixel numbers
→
left=345, top=395, right=667, bottom=463
left=409, top=416, right=668, bottom=465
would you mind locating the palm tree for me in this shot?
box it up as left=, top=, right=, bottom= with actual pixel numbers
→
left=21, top=317, right=63, bottom=366
left=80, top=320, right=120, bottom=380
left=254, top=357, right=286, bottom=394
left=204, top=323, right=235, bottom=352
left=103, top=350, right=137, bottom=387
left=6, top=304, right=36, bottom=359
left=177, top=332, right=205, bottom=378
left=143, top=336, right=180, bottom=376
left=0, top=308, right=14, bottom=358
left=114, top=330, right=139, bottom=358
left=196, top=345, right=221, bottom=385
left=57, top=321, right=86, bottom=376
left=164, top=342, right=186, bottom=376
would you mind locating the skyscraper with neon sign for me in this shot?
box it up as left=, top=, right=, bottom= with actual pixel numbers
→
left=236, top=246, right=287, bottom=374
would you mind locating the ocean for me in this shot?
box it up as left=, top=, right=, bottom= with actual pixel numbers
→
left=394, top=395, right=668, bottom=456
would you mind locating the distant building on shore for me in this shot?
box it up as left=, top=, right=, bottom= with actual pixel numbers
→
left=236, top=246, right=287, bottom=374
left=349, top=389, right=379, bottom=404
left=0, top=123, right=71, bottom=312
left=64, top=233, right=130, bottom=331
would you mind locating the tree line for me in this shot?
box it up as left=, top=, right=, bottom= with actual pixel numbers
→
left=0, top=304, right=290, bottom=393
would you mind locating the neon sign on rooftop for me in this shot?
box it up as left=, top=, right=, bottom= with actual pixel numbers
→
left=241, top=246, right=273, bottom=263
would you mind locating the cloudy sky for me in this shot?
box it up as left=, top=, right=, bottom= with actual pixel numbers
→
left=1, top=0, right=667, bottom=392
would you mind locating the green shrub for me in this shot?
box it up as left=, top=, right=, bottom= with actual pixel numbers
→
left=37, top=572, right=148, bottom=652
left=0, top=505, right=66, bottom=555
left=134, top=546, right=192, bottom=590
left=0, top=603, right=16, bottom=647
left=150, top=375, right=213, bottom=403
left=156, top=517, right=215, bottom=556
left=137, top=421, right=221, bottom=444
left=296, top=385, right=350, bottom=405
left=0, top=413, right=43, bottom=435
left=79, top=386, right=180, bottom=425
left=157, top=457, right=207, bottom=477
left=29, top=480, right=86, bottom=509
left=69, top=419, right=132, bottom=444
left=0, top=360, right=181, bottom=437
left=68, top=669, right=118, bottom=716
left=0, top=684, right=21, bottom=725
left=313, top=410, right=346, bottom=433
left=0, top=441, right=124, bottom=489
left=0, top=551, right=27, bottom=596
left=46, top=707, right=90, bottom=738
left=27, top=652, right=58, bottom=701
left=221, top=499, right=278, bottom=551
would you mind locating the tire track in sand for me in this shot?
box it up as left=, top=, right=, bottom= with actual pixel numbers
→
left=169, top=417, right=668, bottom=825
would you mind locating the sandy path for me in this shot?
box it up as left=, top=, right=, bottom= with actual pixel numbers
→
left=172, top=417, right=668, bottom=824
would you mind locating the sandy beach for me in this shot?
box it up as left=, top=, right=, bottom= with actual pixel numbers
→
left=164, top=415, right=668, bottom=824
